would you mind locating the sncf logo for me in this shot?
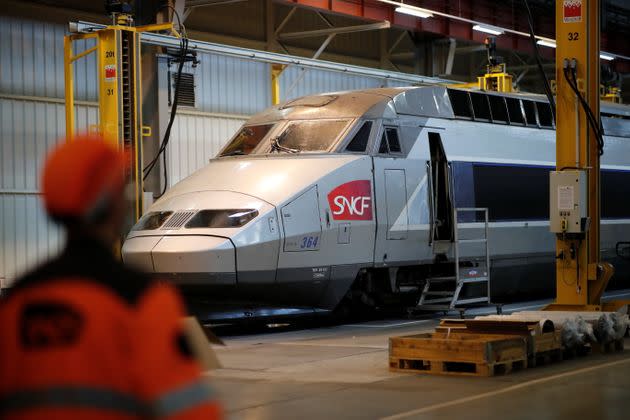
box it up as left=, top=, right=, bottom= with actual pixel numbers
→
left=328, top=180, right=373, bottom=221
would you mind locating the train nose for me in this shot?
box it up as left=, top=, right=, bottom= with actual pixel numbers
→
left=122, top=235, right=236, bottom=285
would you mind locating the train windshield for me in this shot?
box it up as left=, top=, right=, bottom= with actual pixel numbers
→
left=220, top=124, right=275, bottom=157
left=267, top=119, right=350, bottom=153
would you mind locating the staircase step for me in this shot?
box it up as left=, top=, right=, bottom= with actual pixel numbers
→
left=427, top=276, right=456, bottom=282
left=415, top=304, right=452, bottom=311
left=454, top=297, right=489, bottom=305
left=460, top=277, right=489, bottom=283
left=424, top=291, right=455, bottom=296
left=420, top=297, right=454, bottom=304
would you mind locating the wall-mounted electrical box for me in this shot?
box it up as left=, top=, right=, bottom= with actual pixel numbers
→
left=549, top=170, right=588, bottom=234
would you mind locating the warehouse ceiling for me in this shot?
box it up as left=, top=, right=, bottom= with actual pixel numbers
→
left=3, top=0, right=630, bottom=98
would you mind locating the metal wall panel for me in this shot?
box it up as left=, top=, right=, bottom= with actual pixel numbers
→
left=166, top=112, right=245, bottom=187
left=0, top=194, right=65, bottom=288
left=0, top=97, right=97, bottom=285
left=0, top=17, right=97, bottom=101
left=174, top=53, right=270, bottom=115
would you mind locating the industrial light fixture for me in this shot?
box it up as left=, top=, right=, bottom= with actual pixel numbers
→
left=472, top=24, right=504, bottom=36
left=537, top=39, right=557, bottom=48
left=395, top=5, right=433, bottom=19
left=599, top=53, right=615, bottom=61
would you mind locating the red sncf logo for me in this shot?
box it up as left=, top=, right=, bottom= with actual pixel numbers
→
left=563, top=0, right=581, bottom=19
left=328, top=180, right=373, bottom=221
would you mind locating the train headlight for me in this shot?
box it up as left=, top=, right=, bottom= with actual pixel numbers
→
left=185, top=209, right=259, bottom=229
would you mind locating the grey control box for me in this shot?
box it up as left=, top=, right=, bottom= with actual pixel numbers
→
left=549, top=170, right=587, bottom=234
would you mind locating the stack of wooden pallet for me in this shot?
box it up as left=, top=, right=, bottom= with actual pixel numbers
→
left=389, top=319, right=563, bottom=377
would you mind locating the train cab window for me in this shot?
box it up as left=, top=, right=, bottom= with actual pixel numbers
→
left=378, top=127, right=402, bottom=155
left=345, top=121, right=373, bottom=152
left=269, top=119, right=350, bottom=153
left=386, top=128, right=401, bottom=153
left=378, top=127, right=402, bottom=154
left=488, top=95, right=508, bottom=123
left=536, top=102, right=554, bottom=128
left=220, top=124, right=274, bottom=156
left=506, top=97, right=525, bottom=125
left=378, top=133, right=389, bottom=153
left=470, top=92, right=491, bottom=121
left=523, top=100, right=538, bottom=126
left=447, top=89, right=473, bottom=118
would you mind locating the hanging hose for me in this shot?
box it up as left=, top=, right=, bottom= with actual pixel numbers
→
left=143, top=6, right=189, bottom=197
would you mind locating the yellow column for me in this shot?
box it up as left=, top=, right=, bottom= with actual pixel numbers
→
left=64, top=35, right=75, bottom=141
left=550, top=0, right=610, bottom=310
left=97, top=29, right=120, bottom=147
left=271, top=64, right=285, bottom=105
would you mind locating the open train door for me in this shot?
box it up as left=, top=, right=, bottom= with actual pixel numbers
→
left=427, top=132, right=454, bottom=253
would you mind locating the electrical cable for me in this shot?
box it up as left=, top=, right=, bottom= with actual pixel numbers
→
left=562, top=63, right=605, bottom=156
left=142, top=6, right=188, bottom=197
left=522, top=0, right=556, bottom=123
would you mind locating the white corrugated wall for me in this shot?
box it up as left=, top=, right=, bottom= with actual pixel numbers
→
left=0, top=15, right=100, bottom=285
left=0, top=15, right=413, bottom=285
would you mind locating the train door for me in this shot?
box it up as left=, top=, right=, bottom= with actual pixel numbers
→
left=373, top=124, right=410, bottom=265
left=427, top=132, right=454, bottom=249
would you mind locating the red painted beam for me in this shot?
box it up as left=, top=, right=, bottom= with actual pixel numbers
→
left=282, top=0, right=628, bottom=63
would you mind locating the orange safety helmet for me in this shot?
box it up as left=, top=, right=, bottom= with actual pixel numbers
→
left=42, top=134, right=129, bottom=223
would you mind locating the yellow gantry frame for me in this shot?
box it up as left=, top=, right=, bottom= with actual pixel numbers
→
left=447, top=63, right=513, bottom=93
left=545, top=0, right=627, bottom=311
left=64, top=21, right=174, bottom=224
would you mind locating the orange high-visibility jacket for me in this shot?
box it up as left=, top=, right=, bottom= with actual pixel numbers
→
left=0, top=238, right=222, bottom=420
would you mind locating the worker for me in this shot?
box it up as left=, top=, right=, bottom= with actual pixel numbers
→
left=0, top=135, right=222, bottom=419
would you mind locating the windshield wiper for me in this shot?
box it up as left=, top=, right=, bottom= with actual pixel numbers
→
left=270, top=136, right=300, bottom=154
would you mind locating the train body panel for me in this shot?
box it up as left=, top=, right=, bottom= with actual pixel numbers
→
left=122, top=85, right=630, bottom=314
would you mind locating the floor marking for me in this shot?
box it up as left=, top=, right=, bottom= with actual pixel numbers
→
left=344, top=320, right=436, bottom=328
left=380, top=355, right=630, bottom=420
left=275, top=341, right=388, bottom=349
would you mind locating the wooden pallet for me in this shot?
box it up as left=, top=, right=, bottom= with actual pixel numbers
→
left=389, top=332, right=528, bottom=377
left=437, top=319, right=563, bottom=363
left=390, top=357, right=527, bottom=377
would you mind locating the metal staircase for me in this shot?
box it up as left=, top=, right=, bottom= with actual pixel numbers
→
left=415, top=208, right=491, bottom=313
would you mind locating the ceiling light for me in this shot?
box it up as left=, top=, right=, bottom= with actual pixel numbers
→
left=600, top=53, right=615, bottom=61
left=537, top=39, right=557, bottom=48
left=472, top=24, right=504, bottom=36
left=395, top=6, right=433, bottom=19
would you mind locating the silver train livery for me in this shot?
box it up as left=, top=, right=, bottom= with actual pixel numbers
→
left=122, top=86, right=630, bottom=317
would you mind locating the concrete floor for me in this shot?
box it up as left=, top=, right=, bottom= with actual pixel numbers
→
left=206, top=293, right=630, bottom=420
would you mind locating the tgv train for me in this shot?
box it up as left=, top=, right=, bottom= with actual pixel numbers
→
left=122, top=86, right=630, bottom=318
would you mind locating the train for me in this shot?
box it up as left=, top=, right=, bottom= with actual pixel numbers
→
left=122, top=85, right=630, bottom=320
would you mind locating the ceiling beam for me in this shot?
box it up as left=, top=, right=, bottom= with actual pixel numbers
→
left=278, top=21, right=391, bottom=41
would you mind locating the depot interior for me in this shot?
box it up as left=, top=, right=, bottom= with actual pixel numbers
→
left=3, top=0, right=630, bottom=419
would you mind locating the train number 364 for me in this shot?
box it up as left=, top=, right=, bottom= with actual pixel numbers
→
left=300, top=236, right=319, bottom=249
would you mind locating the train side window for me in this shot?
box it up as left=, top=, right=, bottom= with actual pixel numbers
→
left=386, top=128, right=402, bottom=153
left=506, top=97, right=525, bottom=125
left=447, top=89, right=473, bottom=118
left=378, top=132, right=389, bottom=153
left=536, top=102, right=554, bottom=128
left=523, top=100, right=538, bottom=126
left=488, top=95, right=508, bottom=123
left=346, top=121, right=373, bottom=152
left=470, top=92, right=491, bottom=121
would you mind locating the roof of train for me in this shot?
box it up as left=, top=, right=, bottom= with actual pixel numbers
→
left=247, top=84, right=630, bottom=123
